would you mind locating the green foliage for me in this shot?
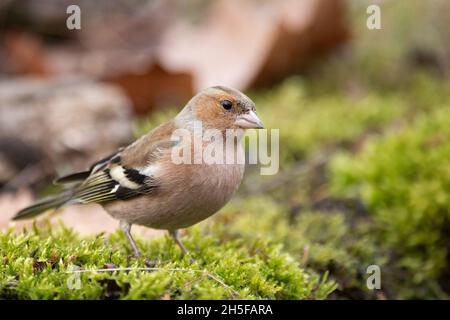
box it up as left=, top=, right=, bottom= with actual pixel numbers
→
left=0, top=223, right=336, bottom=300
left=216, top=196, right=381, bottom=299
left=330, top=107, right=450, bottom=298
left=254, top=78, right=408, bottom=164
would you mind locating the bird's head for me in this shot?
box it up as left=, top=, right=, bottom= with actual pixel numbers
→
left=177, top=86, right=264, bottom=131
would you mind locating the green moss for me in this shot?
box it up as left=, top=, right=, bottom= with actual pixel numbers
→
left=214, top=196, right=382, bottom=299
left=0, top=223, right=336, bottom=300
left=254, top=78, right=408, bottom=164
left=329, top=107, right=450, bottom=298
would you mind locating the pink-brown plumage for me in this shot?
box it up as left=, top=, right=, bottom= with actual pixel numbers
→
left=14, top=86, right=264, bottom=258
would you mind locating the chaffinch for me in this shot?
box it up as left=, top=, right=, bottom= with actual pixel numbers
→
left=14, top=86, right=264, bottom=258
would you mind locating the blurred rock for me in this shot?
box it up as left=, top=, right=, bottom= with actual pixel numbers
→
left=0, top=77, right=134, bottom=190
left=0, top=0, right=193, bottom=114
left=0, top=0, right=349, bottom=112
left=159, top=0, right=350, bottom=89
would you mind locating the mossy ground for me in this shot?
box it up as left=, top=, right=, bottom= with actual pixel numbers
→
left=2, top=0, right=450, bottom=299
left=0, top=222, right=335, bottom=299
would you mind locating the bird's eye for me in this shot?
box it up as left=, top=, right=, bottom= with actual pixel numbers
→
left=221, top=100, right=233, bottom=110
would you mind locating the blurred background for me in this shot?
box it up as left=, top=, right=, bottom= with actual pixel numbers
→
left=0, top=0, right=450, bottom=299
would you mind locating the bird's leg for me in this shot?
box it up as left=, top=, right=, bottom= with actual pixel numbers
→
left=120, top=221, right=158, bottom=267
left=120, top=220, right=140, bottom=258
left=169, top=229, right=189, bottom=256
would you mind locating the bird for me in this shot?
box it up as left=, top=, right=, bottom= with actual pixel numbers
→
left=13, top=86, right=264, bottom=260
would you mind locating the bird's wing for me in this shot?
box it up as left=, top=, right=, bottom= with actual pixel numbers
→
left=55, top=120, right=179, bottom=205
left=68, top=162, right=157, bottom=205
left=14, top=153, right=159, bottom=220
left=67, top=140, right=178, bottom=205
left=14, top=121, right=180, bottom=220
left=54, top=149, right=124, bottom=185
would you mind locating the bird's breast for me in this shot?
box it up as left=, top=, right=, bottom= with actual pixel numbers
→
left=104, top=148, right=245, bottom=230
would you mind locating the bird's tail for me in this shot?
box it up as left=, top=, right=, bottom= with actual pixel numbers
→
left=13, top=190, right=73, bottom=220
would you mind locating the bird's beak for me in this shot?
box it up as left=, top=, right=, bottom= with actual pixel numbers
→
left=235, top=110, right=264, bottom=129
